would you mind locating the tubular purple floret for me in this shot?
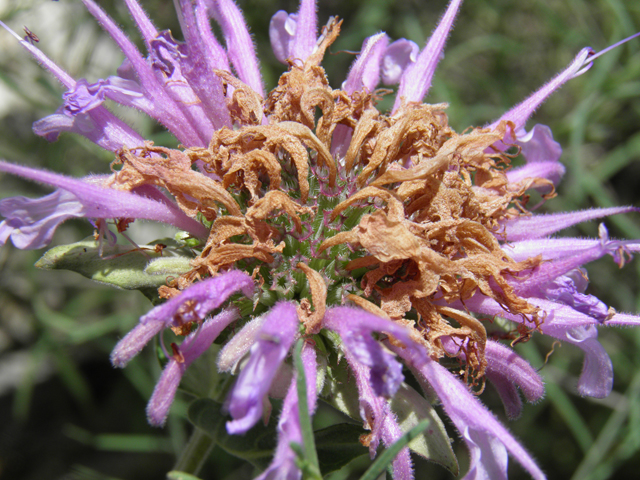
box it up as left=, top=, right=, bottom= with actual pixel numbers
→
left=146, top=308, right=240, bottom=426
left=393, top=0, right=463, bottom=112
left=206, top=0, right=265, bottom=97
left=81, top=0, right=205, bottom=146
left=111, top=272, right=254, bottom=368
left=123, top=0, right=159, bottom=49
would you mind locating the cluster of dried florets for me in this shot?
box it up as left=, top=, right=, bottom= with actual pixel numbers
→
left=107, top=20, right=546, bottom=384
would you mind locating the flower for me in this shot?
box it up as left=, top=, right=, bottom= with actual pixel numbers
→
left=1, top=1, right=640, bottom=479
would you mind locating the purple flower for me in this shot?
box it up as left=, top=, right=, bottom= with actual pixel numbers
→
left=255, top=341, right=318, bottom=480
left=324, top=307, right=415, bottom=399
left=442, top=337, right=544, bottom=419
left=147, top=308, right=239, bottom=426
left=111, top=271, right=254, bottom=367
left=225, top=302, right=300, bottom=435
left=0, top=161, right=208, bottom=249
left=269, top=0, right=318, bottom=66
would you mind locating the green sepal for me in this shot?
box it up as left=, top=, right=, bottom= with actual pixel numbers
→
left=319, top=330, right=361, bottom=420
left=188, top=398, right=277, bottom=470
left=390, top=382, right=459, bottom=475
left=35, top=238, right=192, bottom=302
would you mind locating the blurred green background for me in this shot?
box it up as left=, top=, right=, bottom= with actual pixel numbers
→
left=0, top=0, right=639, bottom=479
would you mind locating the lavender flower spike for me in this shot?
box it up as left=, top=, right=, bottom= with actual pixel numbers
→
left=147, top=308, right=239, bottom=426
left=256, top=341, right=318, bottom=480
left=0, top=161, right=208, bottom=249
left=226, top=301, right=300, bottom=435
left=111, top=271, right=254, bottom=367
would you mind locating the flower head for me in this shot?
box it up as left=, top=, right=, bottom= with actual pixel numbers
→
left=2, top=1, right=640, bottom=479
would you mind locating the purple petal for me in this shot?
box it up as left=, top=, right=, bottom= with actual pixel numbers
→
left=516, top=124, right=563, bottom=164
left=487, top=47, right=594, bottom=135
left=206, top=0, right=265, bottom=97
left=501, top=124, right=565, bottom=194
left=503, top=238, right=600, bottom=262
left=111, top=271, right=254, bottom=367
left=325, top=307, right=415, bottom=398
left=486, top=374, right=523, bottom=421
left=343, top=33, right=389, bottom=94
left=506, top=162, right=565, bottom=194
left=256, top=342, right=318, bottom=480
left=146, top=308, right=239, bottom=426
left=485, top=341, right=544, bottom=417
left=194, top=0, right=231, bottom=71
left=0, top=161, right=208, bottom=245
left=174, top=0, right=232, bottom=130
left=392, top=345, right=546, bottom=480
left=290, top=0, right=318, bottom=63
left=505, top=125, right=565, bottom=187
left=217, top=313, right=268, bottom=373
left=501, top=206, right=639, bottom=241
left=381, top=407, right=415, bottom=480
left=226, top=302, right=299, bottom=434
left=110, top=321, right=167, bottom=370
left=146, top=30, right=218, bottom=139
left=547, top=324, right=613, bottom=398
left=329, top=124, right=353, bottom=160
left=442, top=337, right=544, bottom=419
left=123, top=0, right=159, bottom=49
left=393, top=0, right=463, bottom=112
left=538, top=272, right=611, bottom=322
left=463, top=294, right=613, bottom=398
left=512, top=228, right=640, bottom=298
left=81, top=0, right=205, bottom=146
left=462, top=426, right=509, bottom=480
left=269, top=10, right=296, bottom=64
left=0, top=189, right=84, bottom=249
left=326, top=308, right=415, bottom=477
left=605, top=312, right=640, bottom=327
left=381, top=38, right=419, bottom=85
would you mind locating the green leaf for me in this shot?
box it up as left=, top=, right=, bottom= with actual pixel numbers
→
left=390, top=382, right=459, bottom=474
left=35, top=238, right=192, bottom=300
left=188, top=398, right=277, bottom=469
left=315, top=423, right=368, bottom=474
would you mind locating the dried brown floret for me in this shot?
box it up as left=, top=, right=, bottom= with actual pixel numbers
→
left=297, top=263, right=328, bottom=334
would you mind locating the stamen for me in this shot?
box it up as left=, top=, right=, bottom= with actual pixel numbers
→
left=586, top=31, right=640, bottom=63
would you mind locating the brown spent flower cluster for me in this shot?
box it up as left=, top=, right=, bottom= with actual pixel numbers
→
left=108, top=19, right=551, bottom=385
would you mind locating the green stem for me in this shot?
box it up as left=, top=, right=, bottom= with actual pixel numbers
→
left=173, top=427, right=215, bottom=476
left=294, top=338, right=322, bottom=479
